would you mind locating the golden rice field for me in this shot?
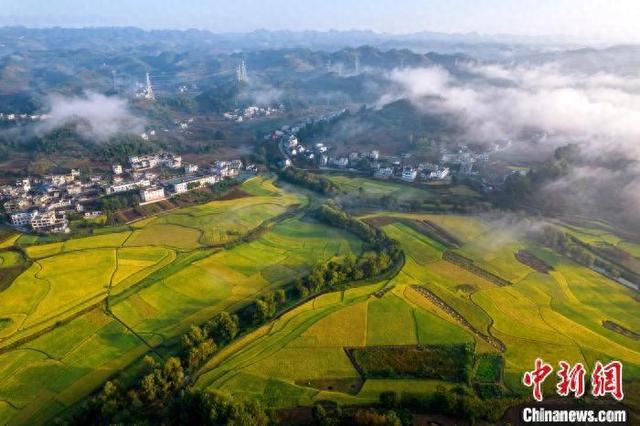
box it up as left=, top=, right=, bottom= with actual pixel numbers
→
left=0, top=175, right=638, bottom=423
left=0, top=177, right=363, bottom=424
left=197, top=211, right=640, bottom=408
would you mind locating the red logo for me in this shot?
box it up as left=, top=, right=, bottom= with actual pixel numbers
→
left=523, top=358, right=554, bottom=402
left=522, top=359, right=624, bottom=402
left=591, top=361, right=624, bottom=401
left=556, top=361, right=586, bottom=398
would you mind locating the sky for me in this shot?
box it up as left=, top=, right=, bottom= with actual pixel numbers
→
left=1, top=0, right=640, bottom=42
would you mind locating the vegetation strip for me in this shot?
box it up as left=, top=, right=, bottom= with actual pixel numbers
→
left=345, top=344, right=473, bottom=382
left=400, top=219, right=462, bottom=248
left=442, top=251, right=512, bottom=286
left=410, top=285, right=505, bottom=351
left=514, top=249, right=554, bottom=273
left=602, top=320, right=640, bottom=341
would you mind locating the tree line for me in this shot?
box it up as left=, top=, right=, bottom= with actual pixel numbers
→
left=532, top=226, right=624, bottom=278
left=494, top=144, right=580, bottom=209
left=279, top=167, right=338, bottom=195
left=59, top=310, right=271, bottom=425
left=59, top=205, right=405, bottom=424
left=293, top=203, right=402, bottom=298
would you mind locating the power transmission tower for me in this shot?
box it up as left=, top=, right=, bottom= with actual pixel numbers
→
left=236, top=59, right=248, bottom=83
left=144, top=72, right=155, bottom=100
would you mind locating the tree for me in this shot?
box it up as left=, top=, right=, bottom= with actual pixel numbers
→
left=252, top=147, right=267, bottom=164
left=182, top=325, right=217, bottom=371
left=274, top=288, right=286, bottom=306
left=294, top=278, right=309, bottom=297
left=182, top=325, right=208, bottom=350
left=353, top=409, right=401, bottom=426
left=312, top=404, right=336, bottom=426
left=379, top=391, right=399, bottom=408
left=99, top=381, right=122, bottom=417
left=252, top=299, right=273, bottom=324
left=206, top=311, right=239, bottom=344
left=162, top=357, right=186, bottom=394
left=187, top=339, right=217, bottom=372
left=499, top=172, right=531, bottom=207
left=140, top=373, right=159, bottom=404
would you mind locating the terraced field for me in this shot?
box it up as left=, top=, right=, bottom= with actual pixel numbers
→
left=111, top=216, right=362, bottom=341
left=196, top=283, right=472, bottom=408
left=197, top=212, right=640, bottom=408
left=327, top=175, right=436, bottom=201
left=375, top=214, right=640, bottom=388
left=0, top=175, right=638, bottom=423
left=0, top=177, right=364, bottom=424
left=326, top=174, right=480, bottom=204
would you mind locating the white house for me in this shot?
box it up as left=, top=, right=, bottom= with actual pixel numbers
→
left=17, top=178, right=31, bottom=192
left=170, top=175, right=219, bottom=194
left=10, top=210, right=37, bottom=227
left=333, top=157, right=349, bottom=168
left=106, top=179, right=151, bottom=195
left=31, top=210, right=68, bottom=233
left=374, top=167, right=394, bottom=178
left=140, top=187, right=166, bottom=203
left=10, top=210, right=68, bottom=233
left=402, top=167, right=418, bottom=182
left=429, top=167, right=451, bottom=180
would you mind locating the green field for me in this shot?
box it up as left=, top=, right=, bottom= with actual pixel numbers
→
left=195, top=282, right=475, bottom=406
left=0, top=177, right=365, bottom=424
left=327, top=175, right=436, bottom=201
left=0, top=175, right=639, bottom=423
left=196, top=211, right=640, bottom=409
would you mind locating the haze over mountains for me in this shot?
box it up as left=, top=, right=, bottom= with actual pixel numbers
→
left=2, top=26, right=640, bottom=231
left=0, top=4, right=639, bottom=423
left=0, top=26, right=597, bottom=57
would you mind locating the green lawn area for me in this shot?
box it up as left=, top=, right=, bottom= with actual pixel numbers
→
left=0, top=309, right=147, bottom=424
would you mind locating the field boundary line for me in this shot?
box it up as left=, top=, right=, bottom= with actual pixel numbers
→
left=0, top=301, right=105, bottom=356
left=15, top=261, right=51, bottom=333
left=105, top=309, right=163, bottom=359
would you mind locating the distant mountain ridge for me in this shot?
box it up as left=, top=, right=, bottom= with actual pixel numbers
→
left=0, top=26, right=592, bottom=57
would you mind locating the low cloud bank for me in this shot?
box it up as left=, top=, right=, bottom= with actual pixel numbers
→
left=378, top=63, right=640, bottom=228
left=379, top=63, right=640, bottom=160
left=37, top=91, right=145, bottom=141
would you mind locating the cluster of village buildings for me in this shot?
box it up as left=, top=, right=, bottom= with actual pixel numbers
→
left=368, top=146, right=489, bottom=183
left=267, top=110, right=490, bottom=183
left=1, top=152, right=253, bottom=234
left=223, top=105, right=284, bottom=123
left=0, top=113, right=47, bottom=122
